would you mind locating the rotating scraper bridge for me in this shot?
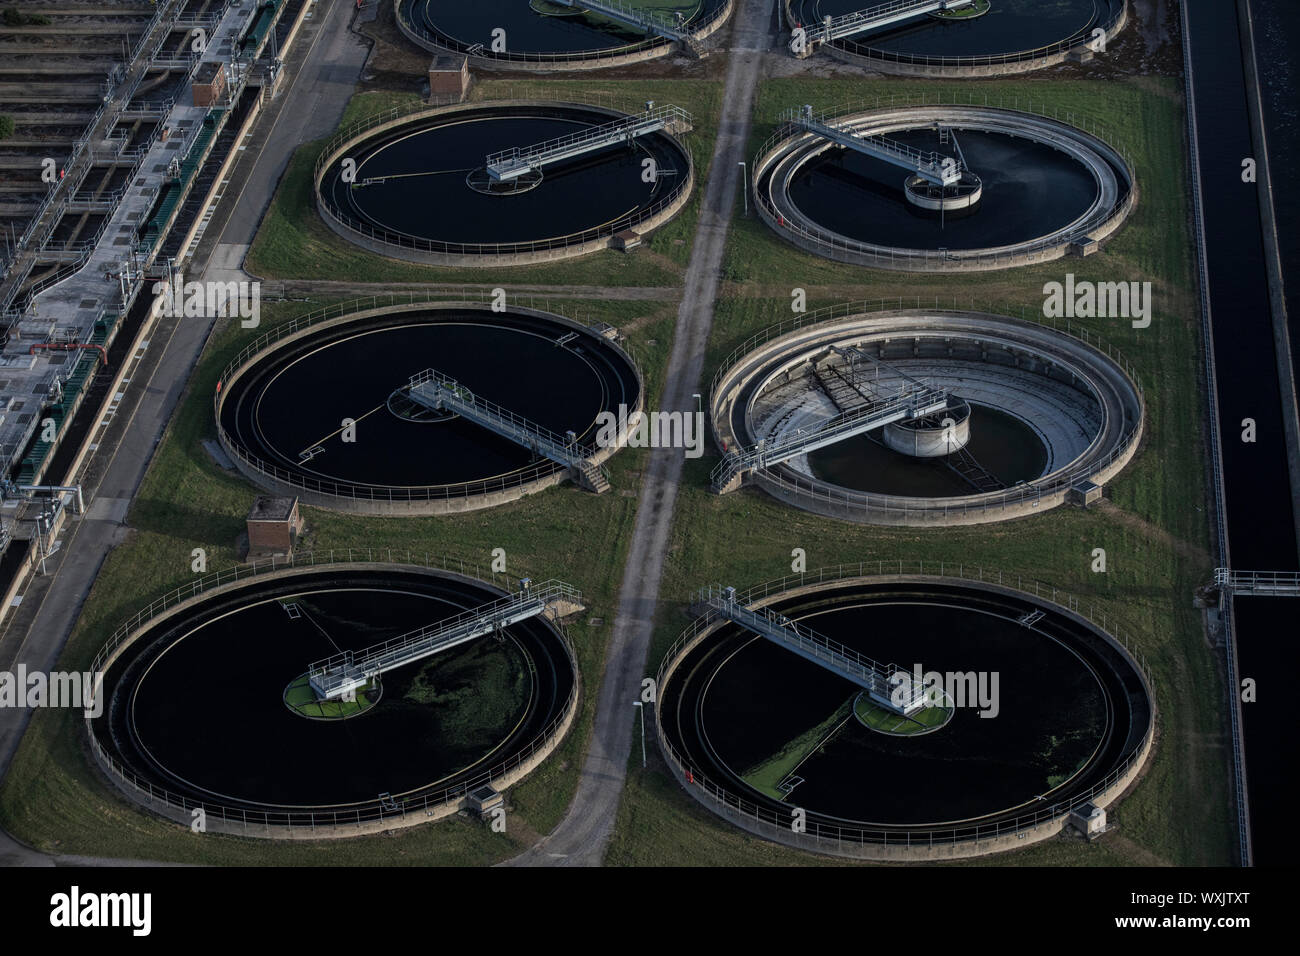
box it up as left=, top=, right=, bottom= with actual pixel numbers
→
left=753, top=103, right=1136, bottom=271
left=700, top=586, right=927, bottom=713
left=793, top=0, right=978, bottom=57
left=712, top=345, right=953, bottom=494
left=307, top=580, right=583, bottom=700
left=710, top=308, right=1145, bottom=526
left=400, top=368, right=612, bottom=494
left=481, top=104, right=693, bottom=186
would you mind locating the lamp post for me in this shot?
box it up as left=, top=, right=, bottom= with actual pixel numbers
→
left=737, top=161, right=748, bottom=216
left=632, top=701, right=646, bottom=768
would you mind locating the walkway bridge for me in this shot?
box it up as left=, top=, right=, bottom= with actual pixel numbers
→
left=307, top=581, right=584, bottom=700
left=701, top=585, right=925, bottom=713
left=1214, top=569, right=1300, bottom=597
left=485, top=103, right=693, bottom=182
left=797, top=0, right=975, bottom=54
left=711, top=380, right=948, bottom=493
left=550, top=0, right=706, bottom=54
left=404, top=369, right=610, bottom=493
left=783, top=107, right=965, bottom=186
left=813, top=347, right=1004, bottom=493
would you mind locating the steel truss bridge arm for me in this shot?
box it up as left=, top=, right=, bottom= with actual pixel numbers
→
left=550, top=0, right=691, bottom=38
left=702, top=585, right=924, bottom=712
left=808, top=0, right=974, bottom=44
left=711, top=383, right=949, bottom=492
left=1214, top=569, right=1300, bottom=596
left=404, top=369, right=610, bottom=492
left=307, top=581, right=583, bottom=699
left=485, top=103, right=693, bottom=182
left=783, top=107, right=965, bottom=186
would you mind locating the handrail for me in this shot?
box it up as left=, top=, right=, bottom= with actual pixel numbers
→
left=394, top=0, right=733, bottom=64
left=312, top=99, right=694, bottom=259
left=84, top=550, right=581, bottom=831
left=407, top=369, right=600, bottom=463
left=751, top=95, right=1136, bottom=270
left=213, top=291, right=641, bottom=505
left=797, top=0, right=1127, bottom=68
left=655, top=561, right=1155, bottom=852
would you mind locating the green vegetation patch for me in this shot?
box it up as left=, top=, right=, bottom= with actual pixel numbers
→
left=283, top=674, right=380, bottom=720
left=741, top=697, right=853, bottom=800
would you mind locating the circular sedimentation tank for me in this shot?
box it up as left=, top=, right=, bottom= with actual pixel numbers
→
left=396, top=0, right=733, bottom=70
left=316, top=101, right=694, bottom=266
left=657, top=571, right=1155, bottom=859
left=754, top=105, right=1136, bottom=272
left=785, top=0, right=1128, bottom=75
left=215, top=300, right=642, bottom=515
left=88, top=562, right=579, bottom=837
left=710, top=308, right=1144, bottom=525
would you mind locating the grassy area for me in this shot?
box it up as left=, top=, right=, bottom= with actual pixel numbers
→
left=740, top=697, right=854, bottom=800
left=605, top=74, right=1234, bottom=868
left=245, top=78, right=722, bottom=287
left=0, top=290, right=679, bottom=864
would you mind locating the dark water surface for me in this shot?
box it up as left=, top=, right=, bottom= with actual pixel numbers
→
left=806, top=404, right=1048, bottom=496
left=103, top=572, right=574, bottom=810
left=787, top=128, right=1103, bottom=251
left=789, top=0, right=1119, bottom=59
left=323, top=111, right=688, bottom=246
left=220, top=311, right=638, bottom=492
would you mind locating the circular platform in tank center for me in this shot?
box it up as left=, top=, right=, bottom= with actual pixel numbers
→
left=710, top=309, right=1144, bottom=526
left=403, top=0, right=729, bottom=65
left=786, top=0, right=1125, bottom=66
left=217, top=303, right=642, bottom=513
left=657, top=575, right=1154, bottom=856
left=94, top=567, right=578, bottom=818
left=317, top=103, right=694, bottom=265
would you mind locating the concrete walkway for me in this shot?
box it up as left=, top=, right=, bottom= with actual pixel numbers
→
left=0, top=0, right=368, bottom=866
left=504, top=0, right=775, bottom=867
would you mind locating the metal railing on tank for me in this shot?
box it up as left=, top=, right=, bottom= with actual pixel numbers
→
left=312, top=99, right=695, bottom=260
left=213, top=291, right=631, bottom=504
left=750, top=93, right=1137, bottom=271
left=394, top=0, right=733, bottom=64
left=706, top=297, right=1145, bottom=522
left=801, top=0, right=1128, bottom=68
left=655, top=561, right=1155, bottom=853
left=83, top=549, right=581, bottom=835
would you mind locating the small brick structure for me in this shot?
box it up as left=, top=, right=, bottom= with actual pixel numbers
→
left=612, top=229, right=643, bottom=252
left=246, top=496, right=304, bottom=558
left=192, top=61, right=228, bottom=108
left=428, top=54, right=469, bottom=101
